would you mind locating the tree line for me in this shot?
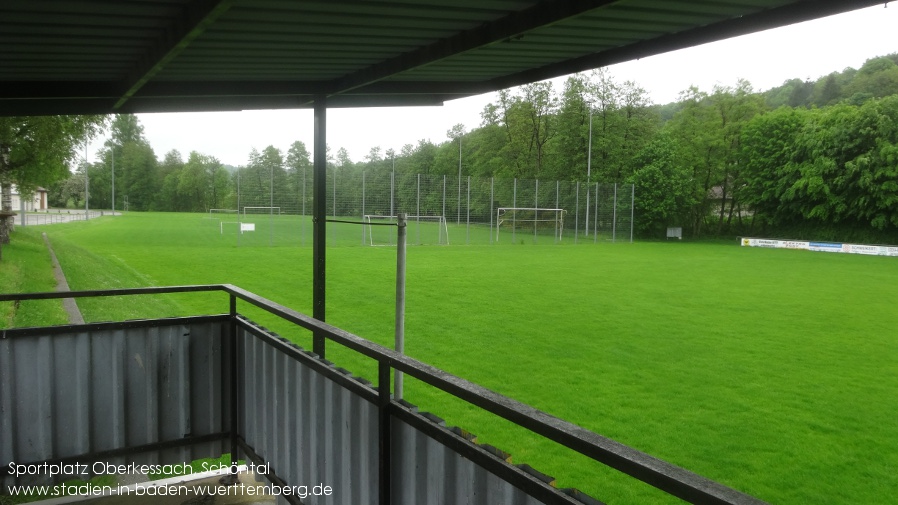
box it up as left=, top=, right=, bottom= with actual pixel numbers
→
left=18, top=52, right=898, bottom=242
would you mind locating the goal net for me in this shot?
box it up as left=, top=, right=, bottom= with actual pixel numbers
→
left=364, top=215, right=449, bottom=246
left=496, top=207, right=566, bottom=242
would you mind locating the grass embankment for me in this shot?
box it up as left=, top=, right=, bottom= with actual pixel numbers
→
left=0, top=228, right=67, bottom=328
left=25, top=213, right=898, bottom=505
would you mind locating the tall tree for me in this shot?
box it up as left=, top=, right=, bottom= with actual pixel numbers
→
left=286, top=141, right=312, bottom=214
left=550, top=74, right=590, bottom=181
left=101, top=114, right=149, bottom=211
left=243, top=146, right=288, bottom=211
left=585, top=68, right=622, bottom=183
left=520, top=82, right=557, bottom=177
left=709, top=80, right=765, bottom=233
left=177, top=151, right=228, bottom=212
left=118, top=139, right=157, bottom=211
left=0, top=115, right=106, bottom=248
left=157, top=149, right=186, bottom=211
left=627, top=132, right=698, bottom=237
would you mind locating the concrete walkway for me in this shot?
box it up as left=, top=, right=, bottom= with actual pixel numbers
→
left=42, top=232, right=84, bottom=324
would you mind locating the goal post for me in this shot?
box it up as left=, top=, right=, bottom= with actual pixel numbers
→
left=496, top=207, right=566, bottom=242
left=364, top=214, right=449, bottom=246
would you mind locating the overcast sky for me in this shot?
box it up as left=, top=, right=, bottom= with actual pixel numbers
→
left=88, top=4, right=897, bottom=167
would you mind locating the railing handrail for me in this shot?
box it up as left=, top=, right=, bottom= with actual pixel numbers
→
left=1, top=285, right=768, bottom=505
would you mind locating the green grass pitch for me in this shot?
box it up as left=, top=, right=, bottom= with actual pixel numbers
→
left=9, top=212, right=898, bottom=505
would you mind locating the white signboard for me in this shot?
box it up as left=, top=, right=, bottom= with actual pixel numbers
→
left=742, top=237, right=898, bottom=257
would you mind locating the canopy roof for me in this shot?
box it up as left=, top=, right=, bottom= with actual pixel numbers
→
left=0, top=0, right=883, bottom=116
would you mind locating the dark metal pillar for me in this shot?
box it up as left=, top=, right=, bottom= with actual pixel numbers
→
left=378, top=361, right=392, bottom=505
left=226, top=294, right=239, bottom=483
left=313, top=96, right=327, bottom=359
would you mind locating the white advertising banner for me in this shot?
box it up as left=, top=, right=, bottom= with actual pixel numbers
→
left=741, top=238, right=898, bottom=257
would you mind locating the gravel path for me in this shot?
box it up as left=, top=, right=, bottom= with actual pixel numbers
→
left=42, top=232, right=85, bottom=325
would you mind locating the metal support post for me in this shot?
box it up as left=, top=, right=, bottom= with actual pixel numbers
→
left=228, top=294, right=239, bottom=479
left=394, top=213, right=407, bottom=399
left=312, top=96, right=327, bottom=358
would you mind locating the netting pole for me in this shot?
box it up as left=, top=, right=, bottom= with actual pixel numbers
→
left=301, top=164, right=306, bottom=247
left=269, top=157, right=274, bottom=247
left=575, top=181, right=580, bottom=244
left=630, top=183, right=635, bottom=243
left=586, top=112, right=592, bottom=237
left=556, top=181, right=560, bottom=243
left=534, top=179, right=539, bottom=243
left=111, top=150, right=115, bottom=214
left=466, top=175, right=471, bottom=245
left=394, top=213, right=407, bottom=399
left=612, top=182, right=618, bottom=243
left=512, top=178, right=517, bottom=244
left=489, top=177, right=494, bottom=245
left=84, top=140, right=89, bottom=220
left=362, top=172, right=367, bottom=245
left=390, top=155, right=395, bottom=219
left=417, top=174, right=421, bottom=246
left=593, top=183, right=598, bottom=244
left=442, top=175, right=446, bottom=231
left=457, top=137, right=462, bottom=225
left=237, top=166, right=241, bottom=248
left=332, top=165, right=337, bottom=245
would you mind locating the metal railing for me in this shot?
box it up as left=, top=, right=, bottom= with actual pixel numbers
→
left=0, top=286, right=768, bottom=505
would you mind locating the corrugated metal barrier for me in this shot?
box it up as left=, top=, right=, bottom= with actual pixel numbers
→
left=0, top=286, right=768, bottom=505
left=0, top=316, right=230, bottom=488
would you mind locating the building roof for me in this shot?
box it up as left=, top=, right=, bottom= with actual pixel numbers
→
left=0, top=0, right=883, bottom=116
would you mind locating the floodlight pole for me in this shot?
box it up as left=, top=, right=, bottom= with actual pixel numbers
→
left=394, top=213, right=407, bottom=399
left=457, top=135, right=462, bottom=225
left=585, top=109, right=592, bottom=237
left=111, top=149, right=115, bottom=214
left=390, top=151, right=395, bottom=219
left=84, top=139, right=89, bottom=220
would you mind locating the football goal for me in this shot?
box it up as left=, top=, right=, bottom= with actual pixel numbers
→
left=364, top=215, right=449, bottom=246
left=243, top=206, right=281, bottom=216
left=496, top=207, right=566, bottom=242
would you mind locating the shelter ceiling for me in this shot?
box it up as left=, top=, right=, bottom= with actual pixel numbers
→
left=0, top=0, right=884, bottom=115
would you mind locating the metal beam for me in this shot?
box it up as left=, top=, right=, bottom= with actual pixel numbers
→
left=0, top=81, right=122, bottom=99
left=113, top=0, right=234, bottom=110
left=0, top=93, right=453, bottom=117
left=327, top=0, right=619, bottom=95
left=312, top=96, right=327, bottom=359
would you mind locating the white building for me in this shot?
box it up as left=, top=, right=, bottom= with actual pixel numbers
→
left=2, top=184, right=48, bottom=212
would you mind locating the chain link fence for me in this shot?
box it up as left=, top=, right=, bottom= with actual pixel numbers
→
left=222, top=167, right=633, bottom=247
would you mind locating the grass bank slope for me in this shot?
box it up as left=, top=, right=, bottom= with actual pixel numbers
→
left=0, top=228, right=67, bottom=328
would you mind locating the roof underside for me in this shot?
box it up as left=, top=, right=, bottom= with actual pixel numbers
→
left=0, top=0, right=884, bottom=116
